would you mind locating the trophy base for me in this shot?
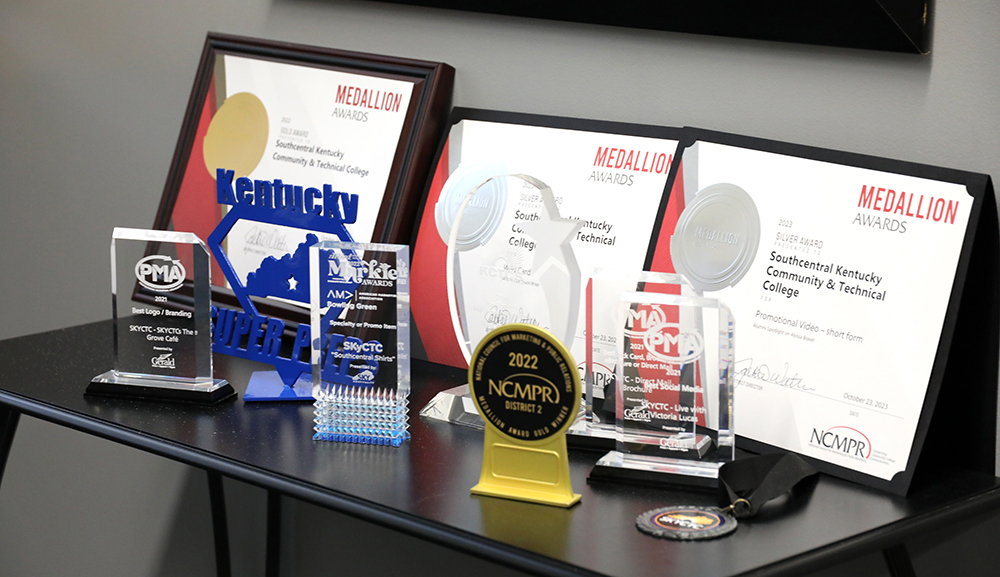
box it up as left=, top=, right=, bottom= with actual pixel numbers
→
left=419, top=386, right=616, bottom=450
left=418, top=385, right=483, bottom=428
left=566, top=419, right=617, bottom=451
left=88, top=370, right=235, bottom=405
left=471, top=482, right=582, bottom=508
left=243, top=371, right=314, bottom=402
left=588, top=450, right=722, bottom=490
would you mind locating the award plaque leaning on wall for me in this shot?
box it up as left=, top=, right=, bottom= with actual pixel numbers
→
left=146, top=32, right=454, bottom=327
left=659, top=129, right=1000, bottom=495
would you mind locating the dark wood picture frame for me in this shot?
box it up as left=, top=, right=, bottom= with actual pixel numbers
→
left=147, top=32, right=453, bottom=325
left=375, top=0, right=932, bottom=54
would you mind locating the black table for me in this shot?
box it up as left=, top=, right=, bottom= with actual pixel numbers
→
left=1, top=321, right=998, bottom=577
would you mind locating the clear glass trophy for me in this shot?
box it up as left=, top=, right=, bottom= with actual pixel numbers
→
left=589, top=271, right=735, bottom=487
left=310, top=240, right=410, bottom=446
left=89, top=228, right=233, bottom=403
left=573, top=270, right=694, bottom=441
left=419, top=173, right=584, bottom=427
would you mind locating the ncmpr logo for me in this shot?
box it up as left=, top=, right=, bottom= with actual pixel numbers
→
left=809, top=426, right=871, bottom=460
left=135, top=255, right=186, bottom=292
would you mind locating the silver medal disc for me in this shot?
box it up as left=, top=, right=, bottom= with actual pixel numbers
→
left=670, top=183, right=760, bottom=293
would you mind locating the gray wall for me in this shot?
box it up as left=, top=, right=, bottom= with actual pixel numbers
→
left=1, top=0, right=999, bottom=575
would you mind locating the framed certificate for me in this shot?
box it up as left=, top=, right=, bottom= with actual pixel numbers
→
left=150, top=33, right=453, bottom=323
left=657, top=130, right=997, bottom=494
left=410, top=108, right=684, bottom=372
left=413, top=110, right=997, bottom=494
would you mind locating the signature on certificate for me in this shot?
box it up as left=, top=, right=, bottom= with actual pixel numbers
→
left=734, top=358, right=815, bottom=392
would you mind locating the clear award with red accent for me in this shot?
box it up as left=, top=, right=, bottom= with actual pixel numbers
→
left=589, top=271, right=735, bottom=487
left=576, top=270, right=694, bottom=441
left=89, top=228, right=233, bottom=403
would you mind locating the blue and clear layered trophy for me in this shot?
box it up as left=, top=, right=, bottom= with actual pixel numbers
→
left=310, top=241, right=410, bottom=446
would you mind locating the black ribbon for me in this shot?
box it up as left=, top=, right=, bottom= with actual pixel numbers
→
left=718, top=453, right=818, bottom=519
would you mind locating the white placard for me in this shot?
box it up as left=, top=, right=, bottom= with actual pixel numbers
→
left=438, top=119, right=679, bottom=365
left=686, top=142, right=972, bottom=480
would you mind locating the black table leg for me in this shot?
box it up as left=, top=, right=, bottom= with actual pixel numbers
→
left=207, top=471, right=232, bottom=577
left=0, top=405, right=21, bottom=491
left=267, top=490, right=282, bottom=577
left=882, top=543, right=917, bottom=577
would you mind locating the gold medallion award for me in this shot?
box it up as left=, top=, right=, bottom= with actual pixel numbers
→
left=468, top=324, right=581, bottom=507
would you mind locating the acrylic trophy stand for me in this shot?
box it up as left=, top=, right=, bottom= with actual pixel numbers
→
left=419, top=173, right=584, bottom=429
left=89, top=228, right=234, bottom=404
left=569, top=270, right=694, bottom=444
left=588, top=272, right=736, bottom=488
left=310, top=240, right=410, bottom=446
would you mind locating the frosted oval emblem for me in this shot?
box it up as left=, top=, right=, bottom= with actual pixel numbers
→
left=435, top=161, right=508, bottom=251
left=670, top=183, right=760, bottom=293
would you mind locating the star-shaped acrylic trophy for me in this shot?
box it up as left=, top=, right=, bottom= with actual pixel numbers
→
left=420, top=171, right=585, bottom=426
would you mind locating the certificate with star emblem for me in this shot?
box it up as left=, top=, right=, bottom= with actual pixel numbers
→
left=411, top=109, right=682, bottom=370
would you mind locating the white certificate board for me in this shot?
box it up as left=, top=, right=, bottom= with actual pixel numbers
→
left=654, top=132, right=996, bottom=494
left=411, top=109, right=683, bottom=371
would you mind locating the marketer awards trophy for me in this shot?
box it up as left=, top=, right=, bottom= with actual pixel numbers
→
left=90, top=228, right=234, bottom=403
left=419, top=171, right=585, bottom=426
left=310, top=240, right=410, bottom=446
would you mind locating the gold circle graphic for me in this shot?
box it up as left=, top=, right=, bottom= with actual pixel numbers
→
left=202, top=92, right=269, bottom=179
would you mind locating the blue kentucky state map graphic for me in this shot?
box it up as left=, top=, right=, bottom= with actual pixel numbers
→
left=245, top=233, right=317, bottom=303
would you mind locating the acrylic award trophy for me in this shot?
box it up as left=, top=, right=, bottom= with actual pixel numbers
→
left=588, top=274, right=736, bottom=487
left=576, top=270, right=695, bottom=441
left=310, top=240, right=410, bottom=446
left=90, top=228, right=234, bottom=403
left=589, top=182, right=759, bottom=486
left=419, top=173, right=585, bottom=426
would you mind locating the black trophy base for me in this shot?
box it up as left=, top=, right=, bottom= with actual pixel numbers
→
left=88, top=371, right=236, bottom=405
left=587, top=451, right=720, bottom=491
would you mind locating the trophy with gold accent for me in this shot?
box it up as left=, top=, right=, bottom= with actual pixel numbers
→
left=469, top=324, right=581, bottom=507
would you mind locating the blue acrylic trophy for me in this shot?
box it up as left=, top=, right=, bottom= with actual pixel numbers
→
left=207, top=168, right=359, bottom=401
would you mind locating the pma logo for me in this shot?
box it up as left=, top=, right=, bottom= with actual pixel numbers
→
left=135, top=255, right=186, bottom=292
left=809, top=426, right=871, bottom=459
left=642, top=323, right=704, bottom=365
left=151, top=353, right=176, bottom=369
